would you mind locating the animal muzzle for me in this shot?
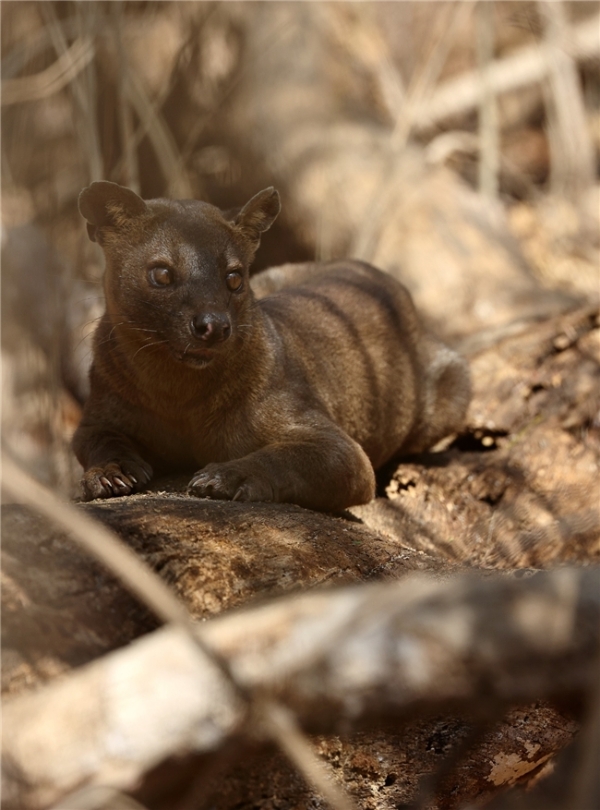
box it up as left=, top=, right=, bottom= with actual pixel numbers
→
left=190, top=312, right=232, bottom=345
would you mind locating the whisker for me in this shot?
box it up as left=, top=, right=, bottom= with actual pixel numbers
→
left=75, top=316, right=104, bottom=332
left=72, top=294, right=104, bottom=304
left=94, top=336, right=120, bottom=349
left=131, top=339, right=170, bottom=361
left=72, top=332, right=99, bottom=354
left=108, top=322, right=126, bottom=341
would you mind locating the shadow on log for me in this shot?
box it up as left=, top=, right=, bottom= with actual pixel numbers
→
left=2, top=569, right=598, bottom=810
left=1, top=302, right=599, bottom=809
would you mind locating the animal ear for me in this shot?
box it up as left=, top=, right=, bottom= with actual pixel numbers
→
left=78, top=181, right=148, bottom=243
left=233, top=187, right=281, bottom=243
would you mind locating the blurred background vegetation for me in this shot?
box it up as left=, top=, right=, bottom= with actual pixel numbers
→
left=2, top=0, right=599, bottom=495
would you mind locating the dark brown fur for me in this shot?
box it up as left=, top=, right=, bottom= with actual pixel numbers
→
left=73, top=182, right=470, bottom=511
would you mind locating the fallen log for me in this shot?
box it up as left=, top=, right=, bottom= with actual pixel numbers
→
left=2, top=568, right=598, bottom=810
left=355, top=304, right=600, bottom=569
left=0, top=494, right=443, bottom=696
left=2, top=303, right=598, bottom=808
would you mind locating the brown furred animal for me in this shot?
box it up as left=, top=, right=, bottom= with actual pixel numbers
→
left=73, top=182, right=470, bottom=511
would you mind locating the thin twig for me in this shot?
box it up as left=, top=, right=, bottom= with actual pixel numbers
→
left=259, top=701, right=358, bottom=810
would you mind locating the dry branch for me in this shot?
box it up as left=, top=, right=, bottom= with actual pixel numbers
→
left=229, top=5, right=577, bottom=338
left=1, top=37, right=94, bottom=106
left=1, top=457, right=359, bottom=810
left=410, top=12, right=600, bottom=134
left=3, top=568, right=598, bottom=810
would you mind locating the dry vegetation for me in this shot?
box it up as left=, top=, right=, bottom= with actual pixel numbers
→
left=1, top=3, right=599, bottom=810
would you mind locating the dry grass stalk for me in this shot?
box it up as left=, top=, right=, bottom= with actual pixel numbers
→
left=125, top=68, right=192, bottom=199
left=410, top=11, right=600, bottom=134
left=476, top=0, right=500, bottom=199
left=259, top=701, right=358, bottom=810
left=1, top=36, right=94, bottom=106
left=390, top=0, right=474, bottom=148
left=40, top=3, right=103, bottom=182
left=538, top=0, right=596, bottom=201
left=111, top=2, right=140, bottom=195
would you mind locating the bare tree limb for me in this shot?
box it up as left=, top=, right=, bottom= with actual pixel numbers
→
left=259, top=701, right=358, bottom=810
left=0, top=456, right=356, bottom=810
left=3, top=568, right=598, bottom=809
left=410, top=12, right=600, bottom=134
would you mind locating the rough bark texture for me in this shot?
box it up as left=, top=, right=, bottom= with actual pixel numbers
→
left=2, top=4, right=599, bottom=808
left=2, top=303, right=598, bottom=810
left=4, top=570, right=598, bottom=810
left=355, top=304, right=600, bottom=570
left=1, top=495, right=444, bottom=696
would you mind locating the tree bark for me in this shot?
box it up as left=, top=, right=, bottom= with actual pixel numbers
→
left=3, top=569, right=598, bottom=810
left=4, top=306, right=598, bottom=695
left=2, top=303, right=598, bottom=809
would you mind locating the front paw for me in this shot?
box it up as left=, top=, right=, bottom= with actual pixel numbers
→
left=81, top=460, right=153, bottom=501
left=188, top=463, right=274, bottom=503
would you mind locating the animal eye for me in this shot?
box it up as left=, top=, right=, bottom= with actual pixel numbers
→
left=226, top=271, right=243, bottom=292
left=148, top=266, right=173, bottom=287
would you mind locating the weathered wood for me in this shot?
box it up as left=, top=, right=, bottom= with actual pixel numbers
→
left=3, top=569, right=597, bottom=810
left=408, top=12, right=600, bottom=135
left=355, top=305, right=600, bottom=569
left=2, top=5, right=598, bottom=809
left=2, top=303, right=598, bottom=808
left=0, top=495, right=442, bottom=696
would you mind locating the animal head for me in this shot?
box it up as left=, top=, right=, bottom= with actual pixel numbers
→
left=78, top=181, right=280, bottom=368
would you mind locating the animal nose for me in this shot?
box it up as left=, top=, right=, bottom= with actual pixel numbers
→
left=190, top=313, right=231, bottom=343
